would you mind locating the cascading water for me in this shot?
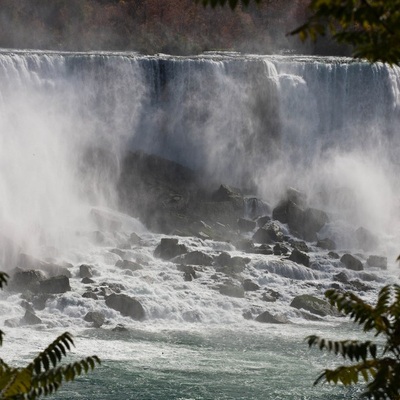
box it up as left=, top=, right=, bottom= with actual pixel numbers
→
left=0, top=50, right=400, bottom=399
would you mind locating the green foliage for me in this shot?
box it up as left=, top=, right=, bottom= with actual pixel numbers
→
left=290, top=0, right=400, bottom=64
left=0, top=274, right=100, bottom=399
left=308, top=285, right=400, bottom=399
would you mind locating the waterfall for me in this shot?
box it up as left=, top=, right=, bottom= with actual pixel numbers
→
left=0, top=50, right=399, bottom=262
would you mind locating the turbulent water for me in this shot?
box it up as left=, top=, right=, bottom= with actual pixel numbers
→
left=0, top=50, right=400, bottom=399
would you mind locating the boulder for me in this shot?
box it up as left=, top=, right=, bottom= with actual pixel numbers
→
left=290, top=240, right=309, bottom=253
left=177, top=264, right=197, bottom=279
left=302, top=208, right=329, bottom=242
left=21, top=310, right=42, bottom=325
left=273, top=243, right=289, bottom=255
left=340, top=254, right=363, bottom=271
left=316, top=238, right=336, bottom=251
left=154, top=238, right=188, bottom=260
left=82, top=291, right=98, bottom=300
left=39, top=275, right=71, bottom=294
left=245, top=198, right=271, bottom=220
left=181, top=251, right=213, bottom=266
left=334, top=271, right=350, bottom=284
left=272, top=199, right=303, bottom=229
left=256, top=215, right=271, bottom=228
left=290, top=294, right=338, bottom=317
left=237, top=218, right=256, bottom=232
left=129, top=232, right=142, bottom=245
left=10, top=269, right=46, bottom=292
left=243, top=279, right=260, bottom=291
left=105, top=293, right=145, bottom=320
left=253, top=221, right=284, bottom=244
left=79, top=264, right=93, bottom=279
left=82, top=277, right=95, bottom=284
left=328, top=251, right=340, bottom=259
left=219, top=283, right=245, bottom=298
left=84, top=311, right=105, bottom=327
left=366, top=255, right=387, bottom=270
left=115, top=260, right=143, bottom=272
left=234, top=239, right=255, bottom=253
left=211, top=184, right=244, bottom=210
left=255, top=310, right=287, bottom=324
left=289, top=249, right=310, bottom=268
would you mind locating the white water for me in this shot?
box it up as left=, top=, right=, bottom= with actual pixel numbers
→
left=0, top=50, right=399, bottom=399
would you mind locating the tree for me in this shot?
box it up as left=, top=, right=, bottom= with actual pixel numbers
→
left=0, top=272, right=100, bottom=399
left=306, top=285, right=400, bottom=400
left=198, top=0, right=400, bottom=65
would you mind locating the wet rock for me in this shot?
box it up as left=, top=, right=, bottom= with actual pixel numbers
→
left=10, top=268, right=46, bottom=292
left=82, top=291, right=98, bottom=300
left=184, top=272, right=193, bottom=281
left=366, top=255, right=387, bottom=270
left=328, top=251, right=340, bottom=259
left=79, top=264, right=93, bottom=279
left=242, top=310, right=253, bottom=320
left=237, top=218, right=256, bottom=232
left=273, top=243, right=289, bottom=255
left=317, top=238, right=336, bottom=250
left=39, top=275, right=71, bottom=294
left=219, top=283, right=245, bottom=298
left=341, top=254, right=363, bottom=271
left=290, top=294, right=339, bottom=317
left=243, top=279, right=260, bottom=291
left=256, top=215, right=271, bottom=228
left=289, top=249, right=310, bottom=268
left=31, top=294, right=52, bottom=310
left=21, top=310, right=42, bottom=325
left=255, top=310, right=288, bottom=324
left=181, top=251, right=213, bottom=266
left=110, top=248, right=126, bottom=258
left=253, top=221, right=284, bottom=244
left=129, top=232, right=142, bottom=245
left=286, top=187, right=307, bottom=207
left=302, top=208, right=329, bottom=242
left=82, top=277, right=95, bottom=284
left=211, top=184, right=244, bottom=210
left=5, top=318, right=20, bottom=328
left=177, top=264, right=197, bottom=279
left=334, top=271, right=349, bottom=284
left=84, top=311, right=105, bottom=328
left=112, top=324, right=128, bottom=332
left=245, top=198, right=271, bottom=220
left=290, top=240, right=310, bottom=253
left=253, top=244, right=274, bottom=255
left=41, top=263, right=72, bottom=278
left=154, top=238, right=188, bottom=260
left=350, top=280, right=373, bottom=292
left=234, top=239, right=255, bottom=252
left=115, top=260, right=143, bottom=272
left=105, top=293, right=145, bottom=320
left=20, top=300, right=35, bottom=313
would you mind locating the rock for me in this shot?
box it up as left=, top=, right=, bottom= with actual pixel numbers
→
left=243, top=279, right=260, bottom=291
left=5, top=318, right=20, bottom=328
left=256, top=215, right=271, bottom=228
left=242, top=310, right=253, bottom=320
left=273, top=243, right=289, bottom=255
left=255, top=310, right=287, bottom=324
left=39, top=275, right=71, bottom=294
left=290, top=294, right=338, bottom=317
left=215, top=253, right=249, bottom=274
left=219, top=283, right=245, bottom=298
left=237, top=218, right=256, bottom=232
left=253, top=244, right=274, bottom=255
left=328, top=251, right=340, bottom=259
left=21, top=310, right=42, bottom=325
left=234, top=239, right=255, bottom=252
left=340, top=254, right=363, bottom=271
left=245, top=198, right=271, bottom=220
left=41, top=263, right=72, bottom=278
left=112, top=324, right=128, bottom=332
left=154, top=238, right=188, bottom=260
left=290, top=240, right=310, bottom=253
left=115, top=260, right=143, bottom=272
left=10, top=268, right=46, bottom=292
left=181, top=251, right=213, bottom=266
left=105, top=293, right=145, bottom=320
left=272, top=199, right=303, bottom=229
left=286, top=187, right=307, bottom=207
left=302, top=208, right=329, bottom=242
left=31, top=294, right=52, bottom=310
left=20, top=300, right=35, bottom=313
left=84, top=311, right=105, bottom=327
left=110, top=248, right=126, bottom=258
left=262, top=290, right=280, bottom=302
left=82, top=277, right=95, bottom=284
left=334, top=271, right=349, bottom=284
left=355, top=227, right=378, bottom=251
left=317, top=238, right=336, bottom=250
left=82, top=291, right=98, bottom=300
left=367, top=255, right=387, bottom=270
left=177, top=264, right=197, bottom=279
left=183, top=272, right=192, bottom=281
left=289, top=249, right=310, bottom=268
left=79, top=264, right=93, bottom=279
left=211, top=184, right=244, bottom=210
left=350, top=280, right=373, bottom=292
left=253, top=221, right=284, bottom=244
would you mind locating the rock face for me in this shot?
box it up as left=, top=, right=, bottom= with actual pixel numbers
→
left=340, top=254, right=363, bottom=271
left=290, top=294, right=338, bottom=317
left=154, top=238, right=188, bottom=260
left=105, top=293, right=145, bottom=320
left=39, top=276, right=71, bottom=294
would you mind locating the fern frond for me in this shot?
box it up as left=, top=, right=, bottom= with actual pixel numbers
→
left=0, top=272, right=8, bottom=289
